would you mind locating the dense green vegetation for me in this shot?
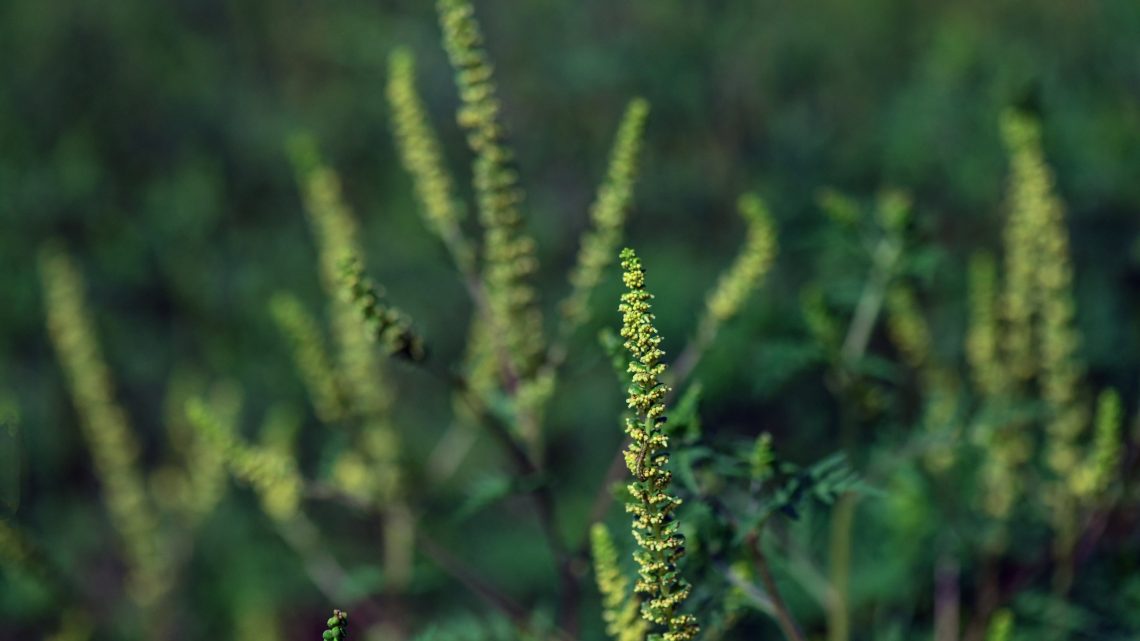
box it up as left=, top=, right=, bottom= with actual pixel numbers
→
left=3, top=1, right=1140, bottom=640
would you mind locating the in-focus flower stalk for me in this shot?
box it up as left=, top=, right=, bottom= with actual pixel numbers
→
left=618, top=248, right=699, bottom=641
left=323, top=609, right=348, bottom=641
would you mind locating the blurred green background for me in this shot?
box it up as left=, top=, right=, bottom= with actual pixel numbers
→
left=3, top=0, right=1140, bottom=639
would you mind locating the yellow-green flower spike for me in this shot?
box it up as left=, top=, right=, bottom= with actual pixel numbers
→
left=618, top=248, right=699, bottom=641
left=438, top=0, right=544, bottom=376
left=591, top=523, right=648, bottom=641
left=965, top=253, right=1006, bottom=399
left=985, top=609, right=1014, bottom=641
left=270, top=293, right=345, bottom=423
left=749, top=432, right=775, bottom=480
left=1001, top=111, right=1089, bottom=501
left=999, top=111, right=1041, bottom=384
left=884, top=285, right=931, bottom=371
left=704, top=193, right=778, bottom=327
left=289, top=134, right=368, bottom=302
left=186, top=397, right=302, bottom=522
left=179, top=386, right=238, bottom=522
left=1071, top=388, right=1123, bottom=500
left=331, top=423, right=402, bottom=508
left=387, top=48, right=474, bottom=274
left=885, top=284, right=961, bottom=471
left=288, top=134, right=394, bottom=419
left=289, top=142, right=407, bottom=517
left=323, top=609, right=348, bottom=641
left=340, top=256, right=426, bottom=362
left=38, top=246, right=169, bottom=606
left=150, top=373, right=230, bottom=525
left=562, top=98, right=651, bottom=331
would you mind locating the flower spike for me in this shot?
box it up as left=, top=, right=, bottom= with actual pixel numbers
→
left=617, top=248, right=699, bottom=641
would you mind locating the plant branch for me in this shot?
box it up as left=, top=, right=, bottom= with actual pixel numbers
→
left=826, top=234, right=901, bottom=641
left=415, top=357, right=579, bottom=634
left=748, top=531, right=807, bottom=641
left=275, top=512, right=387, bottom=626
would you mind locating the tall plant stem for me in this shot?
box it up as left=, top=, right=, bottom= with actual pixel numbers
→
left=418, top=358, right=580, bottom=635
left=826, top=233, right=901, bottom=641
left=749, top=531, right=807, bottom=641
left=827, top=496, right=855, bottom=641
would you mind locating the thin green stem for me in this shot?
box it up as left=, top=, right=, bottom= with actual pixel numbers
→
left=749, top=532, right=807, bottom=641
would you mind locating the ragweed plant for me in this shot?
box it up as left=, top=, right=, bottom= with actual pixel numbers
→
left=270, top=293, right=346, bottom=424
left=674, top=193, right=777, bottom=383
left=185, top=396, right=302, bottom=523
left=286, top=135, right=413, bottom=586
left=703, top=194, right=778, bottom=329
left=848, top=110, right=1131, bottom=636
left=439, top=0, right=544, bottom=378
left=38, top=246, right=169, bottom=607
left=590, top=523, right=648, bottom=641
left=618, top=248, right=699, bottom=641
left=24, top=4, right=834, bottom=640
left=998, top=112, right=1091, bottom=547
left=340, top=256, right=425, bottom=362
left=387, top=48, right=474, bottom=276
left=561, top=99, right=651, bottom=333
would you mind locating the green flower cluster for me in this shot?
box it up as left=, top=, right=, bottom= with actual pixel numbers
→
left=618, top=248, right=698, bottom=641
left=340, top=256, right=425, bottom=362
left=965, top=253, right=1004, bottom=399
left=186, top=397, right=301, bottom=522
left=270, top=293, right=345, bottom=423
left=438, top=0, right=543, bottom=375
left=704, top=193, right=778, bottom=326
left=590, top=523, right=648, bottom=641
left=387, top=48, right=473, bottom=274
left=562, top=98, right=651, bottom=331
left=288, top=134, right=394, bottom=421
left=322, top=610, right=348, bottom=641
left=38, top=247, right=169, bottom=606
